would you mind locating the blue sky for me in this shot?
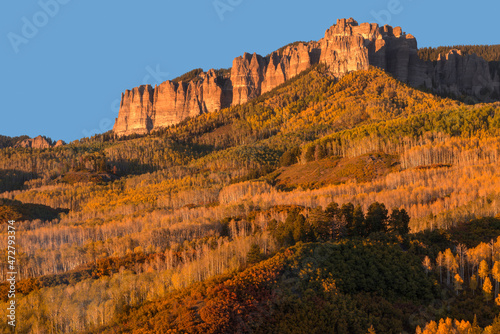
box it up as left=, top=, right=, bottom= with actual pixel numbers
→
left=1, top=0, right=499, bottom=143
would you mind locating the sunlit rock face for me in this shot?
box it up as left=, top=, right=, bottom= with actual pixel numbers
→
left=113, top=18, right=500, bottom=136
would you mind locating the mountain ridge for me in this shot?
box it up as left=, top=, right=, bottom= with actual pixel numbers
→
left=112, top=18, right=500, bottom=137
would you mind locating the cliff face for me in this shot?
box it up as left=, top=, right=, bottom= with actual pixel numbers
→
left=113, top=18, right=500, bottom=136
left=432, top=50, right=499, bottom=98
left=113, top=85, right=155, bottom=135
left=114, top=70, right=232, bottom=136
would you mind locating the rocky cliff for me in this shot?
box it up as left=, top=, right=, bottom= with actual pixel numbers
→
left=14, top=136, right=65, bottom=149
left=113, top=70, right=232, bottom=136
left=113, top=18, right=500, bottom=136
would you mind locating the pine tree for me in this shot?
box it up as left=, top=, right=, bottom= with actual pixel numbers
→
left=365, top=202, right=388, bottom=234
left=247, top=244, right=262, bottom=265
left=388, top=208, right=410, bottom=235
left=309, top=207, right=331, bottom=241
left=352, top=205, right=366, bottom=236
left=339, top=203, right=355, bottom=232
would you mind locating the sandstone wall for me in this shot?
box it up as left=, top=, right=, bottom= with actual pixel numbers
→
left=113, top=18, right=500, bottom=136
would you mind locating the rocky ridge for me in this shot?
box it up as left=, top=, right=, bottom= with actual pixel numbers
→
left=113, top=18, right=500, bottom=136
left=15, top=136, right=65, bottom=149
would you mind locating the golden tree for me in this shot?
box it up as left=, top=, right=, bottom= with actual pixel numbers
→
left=453, top=273, right=463, bottom=295
left=483, top=277, right=493, bottom=302
left=479, top=260, right=490, bottom=286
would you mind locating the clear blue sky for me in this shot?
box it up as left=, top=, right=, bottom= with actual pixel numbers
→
left=1, top=0, right=499, bottom=143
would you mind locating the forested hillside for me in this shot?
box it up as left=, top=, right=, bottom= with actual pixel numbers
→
left=418, top=45, right=500, bottom=62
left=2, top=65, right=500, bottom=333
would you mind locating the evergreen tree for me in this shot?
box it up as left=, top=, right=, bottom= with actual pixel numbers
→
left=325, top=202, right=340, bottom=219
left=292, top=213, right=312, bottom=244
left=309, top=207, right=331, bottom=241
left=247, top=244, right=262, bottom=264
left=352, top=205, right=366, bottom=237
left=365, top=202, right=388, bottom=234
left=388, top=208, right=410, bottom=235
left=340, top=203, right=355, bottom=233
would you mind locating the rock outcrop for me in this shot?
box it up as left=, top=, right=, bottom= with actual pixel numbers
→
left=15, top=135, right=65, bottom=149
left=113, top=70, right=232, bottom=136
left=432, top=49, right=499, bottom=99
left=113, top=18, right=500, bottom=136
left=112, top=85, right=154, bottom=135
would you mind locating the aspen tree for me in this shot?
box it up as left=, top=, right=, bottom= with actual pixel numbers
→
left=479, top=260, right=490, bottom=286
left=484, top=277, right=493, bottom=302
left=422, top=256, right=432, bottom=275
left=492, top=261, right=500, bottom=298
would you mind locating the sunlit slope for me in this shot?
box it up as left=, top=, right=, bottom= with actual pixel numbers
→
left=2, top=64, right=500, bottom=334
left=97, top=241, right=435, bottom=334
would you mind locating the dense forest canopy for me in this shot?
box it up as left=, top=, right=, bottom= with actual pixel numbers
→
left=0, top=135, right=30, bottom=149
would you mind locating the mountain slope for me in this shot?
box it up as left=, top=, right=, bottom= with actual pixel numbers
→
left=96, top=241, right=435, bottom=334
left=2, top=61, right=500, bottom=333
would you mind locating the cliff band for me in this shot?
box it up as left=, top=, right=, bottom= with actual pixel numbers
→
left=113, top=18, right=500, bottom=136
